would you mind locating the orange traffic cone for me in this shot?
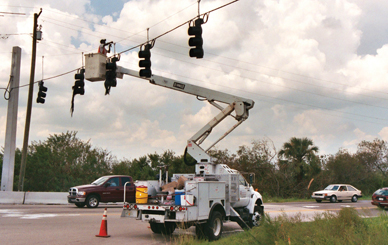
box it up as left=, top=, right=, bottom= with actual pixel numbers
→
left=96, top=208, right=110, bottom=238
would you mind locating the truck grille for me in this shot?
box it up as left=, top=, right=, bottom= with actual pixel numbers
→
left=69, top=187, right=78, bottom=196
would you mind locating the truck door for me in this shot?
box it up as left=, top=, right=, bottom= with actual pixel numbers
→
left=104, top=177, right=122, bottom=202
left=121, top=177, right=135, bottom=203
left=232, top=174, right=250, bottom=208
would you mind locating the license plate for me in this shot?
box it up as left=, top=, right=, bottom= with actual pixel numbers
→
left=379, top=198, right=384, bottom=201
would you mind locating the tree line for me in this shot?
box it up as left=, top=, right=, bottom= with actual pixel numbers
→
left=1, top=131, right=387, bottom=198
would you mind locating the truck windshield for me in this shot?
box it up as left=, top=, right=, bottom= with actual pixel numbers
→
left=92, top=176, right=109, bottom=185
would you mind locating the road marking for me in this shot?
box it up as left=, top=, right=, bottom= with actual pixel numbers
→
left=0, top=209, right=80, bottom=219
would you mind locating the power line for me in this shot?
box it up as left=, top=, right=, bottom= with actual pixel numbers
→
left=37, top=0, right=384, bottom=107
left=151, top=50, right=388, bottom=111
left=117, top=0, right=240, bottom=55
left=115, top=57, right=388, bottom=124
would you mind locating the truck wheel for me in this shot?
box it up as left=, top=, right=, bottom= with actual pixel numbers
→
left=204, top=211, right=223, bottom=241
left=86, top=195, right=99, bottom=208
left=150, top=222, right=162, bottom=234
left=248, top=206, right=262, bottom=228
left=75, top=203, right=85, bottom=208
left=150, top=222, right=176, bottom=235
left=315, top=200, right=322, bottom=203
left=161, top=222, right=176, bottom=235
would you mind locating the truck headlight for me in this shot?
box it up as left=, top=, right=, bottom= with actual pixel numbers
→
left=78, top=191, right=86, bottom=196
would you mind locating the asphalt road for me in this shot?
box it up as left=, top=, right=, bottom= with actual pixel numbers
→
left=0, top=200, right=382, bottom=245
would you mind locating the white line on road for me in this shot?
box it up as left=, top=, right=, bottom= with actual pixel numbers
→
left=0, top=209, right=80, bottom=219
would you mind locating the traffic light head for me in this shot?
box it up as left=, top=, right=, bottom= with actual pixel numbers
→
left=73, top=70, right=85, bottom=95
left=188, top=18, right=204, bottom=59
left=36, top=81, right=48, bottom=104
left=138, top=44, right=152, bottom=78
left=105, top=58, right=118, bottom=95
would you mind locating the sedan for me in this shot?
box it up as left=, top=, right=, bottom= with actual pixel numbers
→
left=311, top=184, right=362, bottom=203
left=371, top=187, right=388, bottom=209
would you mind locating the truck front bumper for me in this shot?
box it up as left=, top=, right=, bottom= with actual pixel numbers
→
left=67, top=196, right=86, bottom=203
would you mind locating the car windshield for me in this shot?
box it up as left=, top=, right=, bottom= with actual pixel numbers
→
left=92, top=176, right=109, bottom=185
left=324, top=185, right=339, bottom=191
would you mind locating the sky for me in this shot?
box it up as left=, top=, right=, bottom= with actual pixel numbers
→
left=1, top=0, right=388, bottom=162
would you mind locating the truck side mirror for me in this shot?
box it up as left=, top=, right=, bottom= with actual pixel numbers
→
left=104, top=182, right=111, bottom=187
left=249, top=174, right=253, bottom=185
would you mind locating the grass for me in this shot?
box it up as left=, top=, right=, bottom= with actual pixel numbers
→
left=173, top=208, right=388, bottom=245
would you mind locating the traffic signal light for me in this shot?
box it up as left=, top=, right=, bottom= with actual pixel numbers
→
left=188, top=18, right=204, bottom=59
left=105, top=57, right=118, bottom=95
left=138, top=44, right=152, bottom=78
left=36, top=81, right=47, bottom=104
left=73, top=69, right=85, bottom=95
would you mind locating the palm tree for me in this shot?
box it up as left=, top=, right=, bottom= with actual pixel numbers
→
left=278, top=137, right=319, bottom=183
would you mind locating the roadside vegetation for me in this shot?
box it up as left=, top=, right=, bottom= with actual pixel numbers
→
left=174, top=208, right=388, bottom=245
left=1, top=131, right=388, bottom=199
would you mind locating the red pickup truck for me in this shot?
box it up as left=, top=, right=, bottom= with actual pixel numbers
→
left=67, top=175, right=135, bottom=208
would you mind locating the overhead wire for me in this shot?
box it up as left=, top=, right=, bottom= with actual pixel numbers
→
left=117, top=58, right=388, bottom=124
left=117, top=0, right=240, bottom=55
left=3, top=1, right=387, bottom=126
left=35, top=1, right=387, bottom=107
left=4, top=1, right=388, bottom=101
left=152, top=49, right=388, bottom=111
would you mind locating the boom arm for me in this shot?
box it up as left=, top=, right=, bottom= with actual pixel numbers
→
left=83, top=53, right=254, bottom=166
left=117, top=66, right=254, bottom=164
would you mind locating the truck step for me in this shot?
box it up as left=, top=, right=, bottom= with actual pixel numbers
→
left=230, top=207, right=250, bottom=230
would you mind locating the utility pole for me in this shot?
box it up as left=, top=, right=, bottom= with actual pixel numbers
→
left=18, top=9, right=42, bottom=191
left=1, top=46, right=21, bottom=191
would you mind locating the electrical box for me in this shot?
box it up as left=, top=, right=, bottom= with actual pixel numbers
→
left=84, top=53, right=106, bottom=82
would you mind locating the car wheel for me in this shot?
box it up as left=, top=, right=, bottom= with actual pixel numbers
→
left=316, top=200, right=322, bottom=203
left=204, top=211, right=224, bottom=241
left=351, top=195, right=358, bottom=202
left=86, top=195, right=99, bottom=208
left=330, top=195, right=337, bottom=203
left=75, top=202, right=85, bottom=208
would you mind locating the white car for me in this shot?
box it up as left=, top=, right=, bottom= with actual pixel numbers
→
left=311, top=184, right=362, bottom=203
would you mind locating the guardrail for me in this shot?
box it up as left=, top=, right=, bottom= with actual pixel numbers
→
left=0, top=191, right=68, bottom=205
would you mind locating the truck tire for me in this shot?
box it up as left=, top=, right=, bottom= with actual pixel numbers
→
left=247, top=206, right=262, bottom=228
left=161, top=222, right=176, bottom=235
left=150, top=222, right=176, bottom=235
left=150, top=222, right=162, bottom=234
left=204, top=211, right=224, bottom=241
left=86, top=195, right=99, bottom=208
left=75, top=203, right=85, bottom=208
